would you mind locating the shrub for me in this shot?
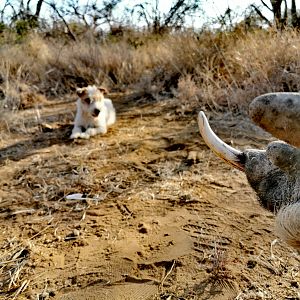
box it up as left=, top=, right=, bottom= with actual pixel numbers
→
left=1, top=28, right=300, bottom=111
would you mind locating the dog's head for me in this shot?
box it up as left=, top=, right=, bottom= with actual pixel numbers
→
left=76, top=85, right=108, bottom=118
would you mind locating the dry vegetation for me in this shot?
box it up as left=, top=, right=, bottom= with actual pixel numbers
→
left=1, top=28, right=300, bottom=299
left=1, top=28, right=300, bottom=112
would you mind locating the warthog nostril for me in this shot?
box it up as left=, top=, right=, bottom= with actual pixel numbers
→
left=93, top=108, right=100, bottom=117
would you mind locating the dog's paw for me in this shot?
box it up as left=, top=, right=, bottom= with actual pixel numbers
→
left=99, top=128, right=107, bottom=134
left=96, top=127, right=108, bottom=134
left=86, top=128, right=98, bottom=136
left=79, top=132, right=90, bottom=139
left=70, top=132, right=81, bottom=139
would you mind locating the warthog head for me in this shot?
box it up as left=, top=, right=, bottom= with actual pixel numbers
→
left=198, top=93, right=300, bottom=249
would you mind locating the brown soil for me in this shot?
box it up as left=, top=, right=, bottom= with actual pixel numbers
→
left=1, top=93, right=300, bottom=300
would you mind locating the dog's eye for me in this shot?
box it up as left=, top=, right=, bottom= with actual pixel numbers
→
left=84, top=98, right=91, bottom=105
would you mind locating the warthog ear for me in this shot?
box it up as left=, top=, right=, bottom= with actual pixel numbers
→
left=249, top=93, right=300, bottom=147
left=98, top=87, right=108, bottom=95
left=76, top=87, right=88, bottom=98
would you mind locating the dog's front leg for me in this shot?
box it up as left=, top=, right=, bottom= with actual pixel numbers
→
left=70, top=126, right=84, bottom=139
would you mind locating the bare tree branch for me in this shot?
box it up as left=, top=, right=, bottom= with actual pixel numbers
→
left=67, top=0, right=89, bottom=27
left=35, top=0, right=45, bottom=17
left=26, top=0, right=32, bottom=12
left=46, top=1, right=77, bottom=41
left=131, top=4, right=151, bottom=29
left=250, top=4, right=272, bottom=27
left=260, top=0, right=273, bottom=12
left=0, top=0, right=10, bottom=22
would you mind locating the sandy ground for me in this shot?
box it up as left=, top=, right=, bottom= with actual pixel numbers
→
left=1, top=93, right=300, bottom=300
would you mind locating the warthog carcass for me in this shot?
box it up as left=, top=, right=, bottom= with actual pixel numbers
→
left=198, top=93, right=300, bottom=250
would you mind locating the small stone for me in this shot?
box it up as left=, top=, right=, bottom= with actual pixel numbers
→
left=187, top=151, right=197, bottom=161
left=38, top=291, right=49, bottom=300
left=138, top=223, right=150, bottom=234
left=291, top=280, right=299, bottom=288
left=73, top=229, right=80, bottom=237
left=246, top=260, right=257, bottom=269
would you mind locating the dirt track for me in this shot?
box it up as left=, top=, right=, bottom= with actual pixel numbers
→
left=1, top=94, right=300, bottom=300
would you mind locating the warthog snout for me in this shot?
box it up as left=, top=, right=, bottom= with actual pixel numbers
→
left=198, top=111, right=300, bottom=250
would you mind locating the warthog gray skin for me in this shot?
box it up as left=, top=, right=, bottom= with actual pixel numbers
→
left=249, top=93, right=300, bottom=148
left=198, top=97, right=300, bottom=249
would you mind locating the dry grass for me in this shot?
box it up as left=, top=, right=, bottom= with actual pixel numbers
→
left=2, top=27, right=300, bottom=300
left=1, top=89, right=300, bottom=299
left=0, top=242, right=30, bottom=298
left=1, top=28, right=300, bottom=112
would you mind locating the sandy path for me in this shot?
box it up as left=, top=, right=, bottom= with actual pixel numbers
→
left=0, top=94, right=299, bottom=299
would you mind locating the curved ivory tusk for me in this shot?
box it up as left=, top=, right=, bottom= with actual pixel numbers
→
left=198, top=111, right=245, bottom=171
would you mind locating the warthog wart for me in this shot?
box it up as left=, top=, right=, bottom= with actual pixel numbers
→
left=198, top=93, right=300, bottom=250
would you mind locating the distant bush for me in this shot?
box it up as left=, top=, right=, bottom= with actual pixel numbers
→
left=14, top=17, right=39, bottom=37
left=0, top=22, right=6, bottom=34
left=1, top=28, right=300, bottom=111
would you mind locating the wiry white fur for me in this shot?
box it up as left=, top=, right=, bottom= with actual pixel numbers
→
left=275, top=203, right=300, bottom=249
left=70, top=85, right=116, bottom=139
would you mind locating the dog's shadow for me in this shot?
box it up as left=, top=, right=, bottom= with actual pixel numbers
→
left=0, top=124, right=74, bottom=166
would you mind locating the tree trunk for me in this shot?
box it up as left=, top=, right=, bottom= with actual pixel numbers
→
left=291, top=0, right=299, bottom=27
left=270, top=0, right=283, bottom=28
left=35, top=0, right=44, bottom=17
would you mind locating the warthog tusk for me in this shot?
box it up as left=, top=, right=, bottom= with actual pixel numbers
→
left=197, top=111, right=245, bottom=171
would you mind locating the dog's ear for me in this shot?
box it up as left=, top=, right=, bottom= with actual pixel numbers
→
left=98, top=87, right=108, bottom=95
left=76, top=87, right=88, bottom=98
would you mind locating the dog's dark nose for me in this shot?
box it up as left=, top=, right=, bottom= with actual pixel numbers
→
left=93, top=108, right=100, bottom=117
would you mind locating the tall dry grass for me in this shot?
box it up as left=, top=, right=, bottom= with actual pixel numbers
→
left=1, top=28, right=300, bottom=111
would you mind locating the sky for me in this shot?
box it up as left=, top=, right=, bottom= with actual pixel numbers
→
left=119, top=0, right=263, bottom=12
left=3, top=0, right=300, bottom=27
left=113, top=0, right=276, bottom=27
left=118, top=0, right=273, bottom=27
left=158, top=0, right=263, bottom=17
left=157, top=0, right=300, bottom=17
left=203, top=0, right=266, bottom=18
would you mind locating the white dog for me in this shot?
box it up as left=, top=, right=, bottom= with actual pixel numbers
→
left=70, top=85, right=116, bottom=139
